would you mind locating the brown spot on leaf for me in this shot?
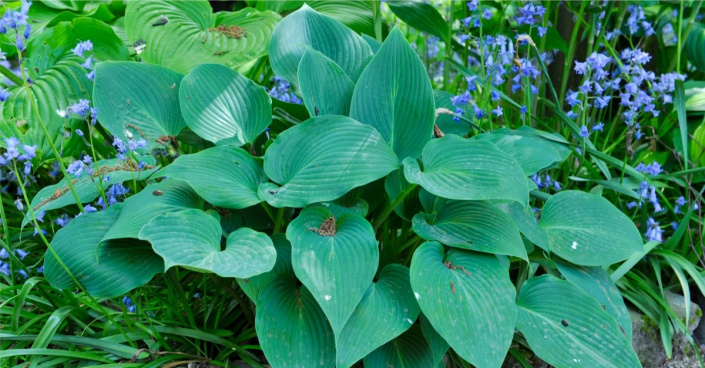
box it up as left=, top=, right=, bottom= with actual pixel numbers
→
left=311, top=216, right=336, bottom=236
left=208, top=25, right=247, bottom=39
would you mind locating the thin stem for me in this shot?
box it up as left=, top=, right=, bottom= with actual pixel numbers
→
left=17, top=56, right=84, bottom=214
left=273, top=206, right=285, bottom=233
left=559, top=1, right=587, bottom=105
left=0, top=64, right=23, bottom=86
left=373, top=183, right=418, bottom=231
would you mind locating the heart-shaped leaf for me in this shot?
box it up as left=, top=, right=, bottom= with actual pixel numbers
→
left=139, top=209, right=275, bottom=278
left=298, top=48, right=355, bottom=117
left=44, top=205, right=163, bottom=298
left=259, top=115, right=398, bottom=208
left=336, top=264, right=420, bottom=368
left=554, top=261, right=632, bottom=341
left=350, top=27, right=434, bottom=161
left=269, top=4, right=373, bottom=91
left=363, top=324, right=441, bottom=368
left=412, top=199, right=527, bottom=259
left=238, top=233, right=293, bottom=301
left=255, top=274, right=336, bottom=368
left=516, top=275, right=641, bottom=368
left=24, top=155, right=158, bottom=227
left=93, top=61, right=185, bottom=150
left=410, top=241, right=517, bottom=368
left=0, top=17, right=129, bottom=159
left=404, top=136, right=529, bottom=206
left=286, top=205, right=379, bottom=338
left=538, top=190, right=643, bottom=266
left=125, top=1, right=280, bottom=74
left=154, top=145, right=266, bottom=209
left=179, top=64, right=271, bottom=145
left=473, top=126, right=571, bottom=175
left=100, top=180, right=203, bottom=243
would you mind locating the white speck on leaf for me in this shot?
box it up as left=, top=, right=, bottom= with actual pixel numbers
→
left=324, top=295, right=332, bottom=301
left=571, top=241, right=578, bottom=250
left=414, top=292, right=420, bottom=300
left=405, top=318, right=413, bottom=324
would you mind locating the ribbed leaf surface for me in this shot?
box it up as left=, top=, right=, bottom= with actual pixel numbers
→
left=538, top=191, right=642, bottom=266
left=386, top=1, right=450, bottom=43
left=24, top=156, right=158, bottom=227
left=238, top=234, right=293, bottom=301
left=350, top=28, right=434, bottom=161
left=269, top=4, right=372, bottom=91
left=496, top=202, right=550, bottom=251
left=93, top=61, right=185, bottom=150
left=0, top=17, right=128, bottom=159
left=155, top=146, right=266, bottom=209
left=44, top=205, right=162, bottom=298
left=298, top=48, right=355, bottom=116
left=412, top=199, right=526, bottom=259
left=363, top=324, right=440, bottom=368
left=179, top=64, right=271, bottom=145
left=139, top=209, right=275, bottom=278
left=125, top=1, right=280, bottom=74
left=260, top=115, right=398, bottom=208
left=404, top=136, right=528, bottom=206
left=286, top=206, right=378, bottom=339
left=101, top=180, right=202, bottom=242
left=410, top=242, right=516, bottom=368
left=555, top=261, right=632, bottom=341
left=256, top=275, right=335, bottom=368
left=516, top=275, right=641, bottom=368
left=336, top=264, right=420, bottom=368
left=473, top=126, right=571, bottom=175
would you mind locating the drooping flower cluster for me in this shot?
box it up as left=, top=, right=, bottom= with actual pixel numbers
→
left=268, top=76, right=302, bottom=104
left=0, top=248, right=30, bottom=278
left=0, top=0, right=32, bottom=53
left=72, top=40, right=95, bottom=80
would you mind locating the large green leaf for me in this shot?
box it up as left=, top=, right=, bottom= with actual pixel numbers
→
left=298, top=48, right=355, bottom=117
left=538, top=191, right=643, bottom=266
left=516, top=275, right=641, bottom=368
left=412, top=199, right=527, bottom=259
left=44, top=205, right=163, bottom=298
left=93, top=61, right=185, bottom=150
left=686, top=22, right=705, bottom=73
left=363, top=324, right=442, bottom=368
left=259, top=115, right=398, bottom=208
left=237, top=234, right=293, bottom=301
left=404, top=136, right=529, bottom=206
left=154, top=146, right=266, bottom=209
left=269, top=4, right=373, bottom=92
left=100, top=180, right=203, bottom=243
left=256, top=274, right=336, bottom=368
left=336, top=264, right=420, bottom=368
left=286, top=206, right=379, bottom=339
left=124, top=1, right=280, bottom=74
left=496, top=202, right=550, bottom=251
left=256, top=1, right=374, bottom=36
left=23, top=156, right=158, bottom=227
left=410, top=242, right=516, bottom=368
left=179, top=64, right=271, bottom=145
left=473, top=126, right=571, bottom=175
left=350, top=27, right=435, bottom=161
left=0, top=17, right=128, bottom=159
left=386, top=1, right=450, bottom=43
left=554, top=261, right=632, bottom=341
left=139, top=209, right=276, bottom=278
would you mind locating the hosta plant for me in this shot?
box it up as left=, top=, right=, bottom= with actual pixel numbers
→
left=38, top=5, right=646, bottom=368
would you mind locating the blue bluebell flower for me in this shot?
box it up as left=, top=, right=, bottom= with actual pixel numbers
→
left=72, top=40, right=93, bottom=58
left=592, top=122, right=604, bottom=132
left=645, top=217, right=663, bottom=242
left=579, top=126, right=590, bottom=138
left=0, top=88, right=11, bottom=102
